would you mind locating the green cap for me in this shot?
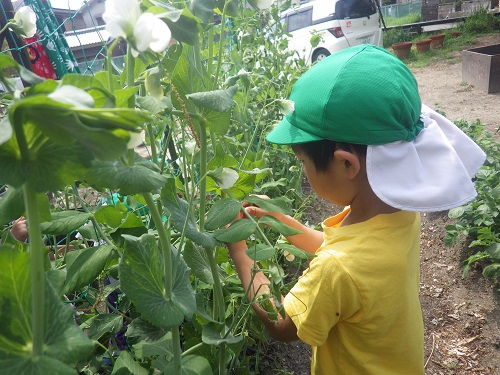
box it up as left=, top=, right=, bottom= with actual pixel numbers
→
left=266, top=45, right=424, bottom=145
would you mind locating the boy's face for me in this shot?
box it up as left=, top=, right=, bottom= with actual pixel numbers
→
left=294, top=150, right=356, bottom=207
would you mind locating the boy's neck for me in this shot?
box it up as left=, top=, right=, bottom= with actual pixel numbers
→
left=341, top=187, right=400, bottom=226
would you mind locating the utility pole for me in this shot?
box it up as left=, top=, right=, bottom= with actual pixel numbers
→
left=0, top=0, right=33, bottom=70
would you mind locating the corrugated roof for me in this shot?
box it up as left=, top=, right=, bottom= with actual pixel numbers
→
left=64, top=27, right=110, bottom=48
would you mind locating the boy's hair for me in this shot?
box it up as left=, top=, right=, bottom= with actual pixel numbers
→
left=291, top=140, right=367, bottom=172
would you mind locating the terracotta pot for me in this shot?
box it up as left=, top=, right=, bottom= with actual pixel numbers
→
left=429, top=34, right=446, bottom=49
left=392, top=42, right=412, bottom=60
left=416, top=39, right=432, bottom=53
left=450, top=31, right=462, bottom=38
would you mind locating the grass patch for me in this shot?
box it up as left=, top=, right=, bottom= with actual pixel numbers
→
left=384, top=12, right=421, bottom=27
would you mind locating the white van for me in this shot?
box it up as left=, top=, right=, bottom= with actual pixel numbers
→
left=280, top=0, right=383, bottom=63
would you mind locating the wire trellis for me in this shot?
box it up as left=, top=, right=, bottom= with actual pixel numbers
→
left=0, top=0, right=122, bottom=78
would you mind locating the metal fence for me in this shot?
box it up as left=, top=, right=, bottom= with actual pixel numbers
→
left=381, top=1, right=422, bottom=18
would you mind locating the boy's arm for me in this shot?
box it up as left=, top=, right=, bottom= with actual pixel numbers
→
left=227, top=240, right=299, bottom=342
left=246, top=206, right=323, bottom=254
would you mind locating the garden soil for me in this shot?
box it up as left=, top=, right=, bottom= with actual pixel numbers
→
left=260, top=34, right=500, bottom=375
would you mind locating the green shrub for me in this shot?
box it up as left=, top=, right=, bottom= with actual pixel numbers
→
left=458, top=7, right=500, bottom=33
left=444, top=120, right=500, bottom=280
left=383, top=27, right=413, bottom=47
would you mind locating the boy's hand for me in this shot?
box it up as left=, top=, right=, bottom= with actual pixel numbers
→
left=11, top=216, right=28, bottom=242
left=241, top=194, right=273, bottom=220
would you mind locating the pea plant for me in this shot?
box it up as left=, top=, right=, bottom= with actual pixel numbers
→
left=0, top=0, right=312, bottom=374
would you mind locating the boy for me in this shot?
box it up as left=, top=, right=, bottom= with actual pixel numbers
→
left=226, top=45, right=485, bottom=374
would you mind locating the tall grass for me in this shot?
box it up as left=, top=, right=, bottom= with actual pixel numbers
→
left=384, top=12, right=421, bottom=27
left=458, top=7, right=500, bottom=33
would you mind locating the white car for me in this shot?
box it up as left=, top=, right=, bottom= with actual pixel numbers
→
left=280, top=0, right=383, bottom=63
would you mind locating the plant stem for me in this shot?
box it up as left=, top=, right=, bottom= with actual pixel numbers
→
left=24, top=182, right=45, bottom=357
left=143, top=193, right=172, bottom=296
left=106, top=38, right=119, bottom=92
left=95, top=340, right=115, bottom=366
left=73, top=189, right=114, bottom=247
left=142, top=192, right=183, bottom=370
left=212, top=1, right=228, bottom=90
left=126, top=44, right=135, bottom=109
left=146, top=123, right=158, bottom=165
left=199, top=107, right=227, bottom=375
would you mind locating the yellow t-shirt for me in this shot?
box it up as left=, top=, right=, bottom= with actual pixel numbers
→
left=284, top=209, right=424, bottom=374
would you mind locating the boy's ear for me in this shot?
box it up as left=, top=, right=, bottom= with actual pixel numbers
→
left=334, top=150, right=361, bottom=179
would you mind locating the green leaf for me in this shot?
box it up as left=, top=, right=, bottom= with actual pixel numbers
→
left=162, top=8, right=202, bottom=46
left=85, top=157, right=168, bottom=195
left=115, top=87, right=140, bottom=108
left=161, top=179, right=216, bottom=247
left=0, top=248, right=94, bottom=367
left=245, top=244, right=275, bottom=261
left=0, top=187, right=24, bottom=226
left=119, top=234, right=196, bottom=328
left=205, top=198, right=242, bottom=231
left=213, top=219, right=257, bottom=242
left=0, top=132, right=90, bottom=192
left=61, top=73, right=113, bottom=108
left=40, top=211, right=91, bottom=235
left=275, top=243, right=313, bottom=260
left=491, top=185, right=500, bottom=200
left=186, top=85, right=238, bottom=112
left=161, top=354, right=212, bottom=375
left=183, top=241, right=214, bottom=284
left=244, top=196, right=293, bottom=215
left=63, top=245, right=115, bottom=293
left=486, top=243, right=500, bottom=260
left=133, top=332, right=173, bottom=359
left=127, top=318, right=169, bottom=341
left=94, top=205, right=126, bottom=228
left=0, top=355, right=77, bottom=375
left=83, top=314, right=123, bottom=341
left=202, top=322, right=244, bottom=347
left=137, top=95, right=171, bottom=114
left=258, top=215, right=302, bottom=236
left=448, top=206, right=466, bottom=219
left=111, top=350, right=149, bottom=375
left=190, top=0, right=216, bottom=24
left=47, top=269, right=67, bottom=296
left=483, top=263, right=500, bottom=279
left=204, top=107, right=231, bottom=135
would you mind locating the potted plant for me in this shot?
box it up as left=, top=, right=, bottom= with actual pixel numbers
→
left=429, top=33, right=446, bottom=49
left=392, top=41, right=413, bottom=59
left=416, top=39, right=432, bottom=53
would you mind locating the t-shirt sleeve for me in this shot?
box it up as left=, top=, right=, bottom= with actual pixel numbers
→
left=284, top=250, right=362, bottom=347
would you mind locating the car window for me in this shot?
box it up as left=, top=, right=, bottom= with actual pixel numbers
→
left=335, top=0, right=376, bottom=19
left=285, top=8, right=313, bottom=32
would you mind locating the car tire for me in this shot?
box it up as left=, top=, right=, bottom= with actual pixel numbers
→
left=312, top=48, right=331, bottom=62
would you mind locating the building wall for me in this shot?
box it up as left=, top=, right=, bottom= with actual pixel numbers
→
left=437, top=0, right=491, bottom=19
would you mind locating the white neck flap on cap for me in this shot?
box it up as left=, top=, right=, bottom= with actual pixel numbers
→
left=366, top=104, right=486, bottom=212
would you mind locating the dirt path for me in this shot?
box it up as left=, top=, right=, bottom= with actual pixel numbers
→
left=261, top=34, right=500, bottom=374
left=411, top=33, right=500, bottom=139
left=413, top=34, right=500, bottom=375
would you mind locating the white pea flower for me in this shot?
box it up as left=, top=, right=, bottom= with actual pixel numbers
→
left=103, top=0, right=171, bottom=56
left=8, top=6, right=37, bottom=38
left=256, top=0, right=275, bottom=10
left=277, top=99, right=295, bottom=115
